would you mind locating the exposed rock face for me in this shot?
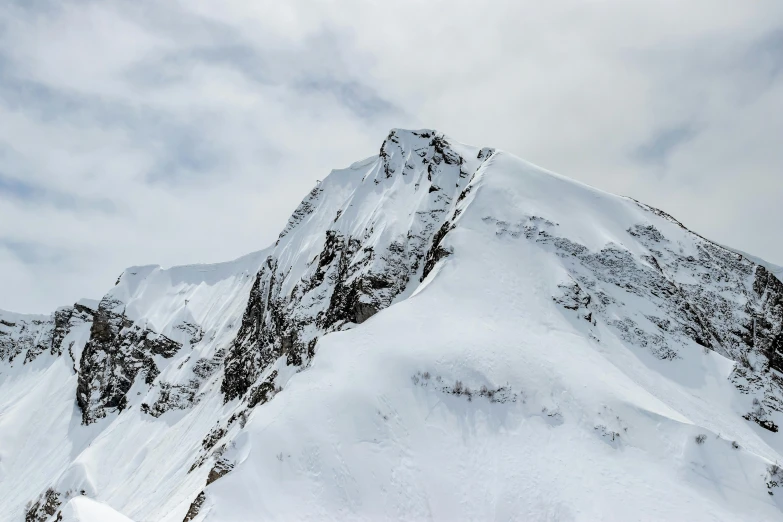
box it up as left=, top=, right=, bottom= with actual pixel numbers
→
left=24, top=488, right=64, bottom=522
left=509, top=208, right=783, bottom=431
left=77, top=297, right=181, bottom=424
left=141, top=378, right=202, bottom=417
left=0, top=302, right=99, bottom=367
left=220, top=259, right=285, bottom=403
left=221, top=129, right=495, bottom=404
left=276, top=185, right=324, bottom=243
left=753, top=266, right=783, bottom=372
left=477, top=210, right=783, bottom=381
left=421, top=220, right=455, bottom=281
left=182, top=492, right=205, bottom=522
left=0, top=313, right=54, bottom=364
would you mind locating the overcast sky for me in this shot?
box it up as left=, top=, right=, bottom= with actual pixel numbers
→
left=1, top=1, right=781, bottom=313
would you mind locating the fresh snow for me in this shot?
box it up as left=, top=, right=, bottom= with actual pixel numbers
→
left=54, top=496, right=134, bottom=522
left=1, top=129, right=782, bottom=521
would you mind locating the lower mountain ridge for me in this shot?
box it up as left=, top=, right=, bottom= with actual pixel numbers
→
left=1, top=129, right=782, bottom=521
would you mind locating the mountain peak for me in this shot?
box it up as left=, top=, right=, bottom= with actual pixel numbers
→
left=2, top=130, right=783, bottom=521
left=375, top=127, right=469, bottom=180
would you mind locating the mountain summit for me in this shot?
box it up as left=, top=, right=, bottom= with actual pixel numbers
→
left=2, top=129, right=782, bottom=521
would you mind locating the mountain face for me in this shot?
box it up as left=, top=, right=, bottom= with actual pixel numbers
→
left=1, top=129, right=783, bottom=521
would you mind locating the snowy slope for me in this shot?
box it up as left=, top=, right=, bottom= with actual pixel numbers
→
left=1, top=129, right=782, bottom=521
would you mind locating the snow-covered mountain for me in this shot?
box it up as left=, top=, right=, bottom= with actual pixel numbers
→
left=2, top=129, right=783, bottom=521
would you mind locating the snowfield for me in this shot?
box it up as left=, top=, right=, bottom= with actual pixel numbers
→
left=1, top=129, right=782, bottom=521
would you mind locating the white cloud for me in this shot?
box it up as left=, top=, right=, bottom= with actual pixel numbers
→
left=0, top=0, right=781, bottom=312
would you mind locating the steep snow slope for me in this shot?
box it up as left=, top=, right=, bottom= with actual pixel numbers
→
left=57, top=497, right=134, bottom=522
left=1, top=129, right=782, bottom=521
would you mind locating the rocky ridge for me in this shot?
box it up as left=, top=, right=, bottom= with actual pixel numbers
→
left=0, top=128, right=782, bottom=521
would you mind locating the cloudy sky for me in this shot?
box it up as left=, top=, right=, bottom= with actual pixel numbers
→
left=1, top=1, right=781, bottom=313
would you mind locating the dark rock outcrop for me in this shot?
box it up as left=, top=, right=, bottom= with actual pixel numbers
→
left=752, top=265, right=783, bottom=373
left=182, top=492, right=205, bottom=522
left=24, top=488, right=63, bottom=522
left=221, top=131, right=490, bottom=405
left=0, top=315, right=53, bottom=364
left=77, top=298, right=181, bottom=424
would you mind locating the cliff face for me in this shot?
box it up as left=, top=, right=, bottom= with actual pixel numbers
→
left=221, top=130, right=493, bottom=405
left=1, top=129, right=782, bottom=522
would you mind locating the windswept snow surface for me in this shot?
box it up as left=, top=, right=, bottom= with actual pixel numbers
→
left=57, top=497, right=134, bottom=522
left=1, top=129, right=783, bottom=521
left=207, top=151, right=783, bottom=521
